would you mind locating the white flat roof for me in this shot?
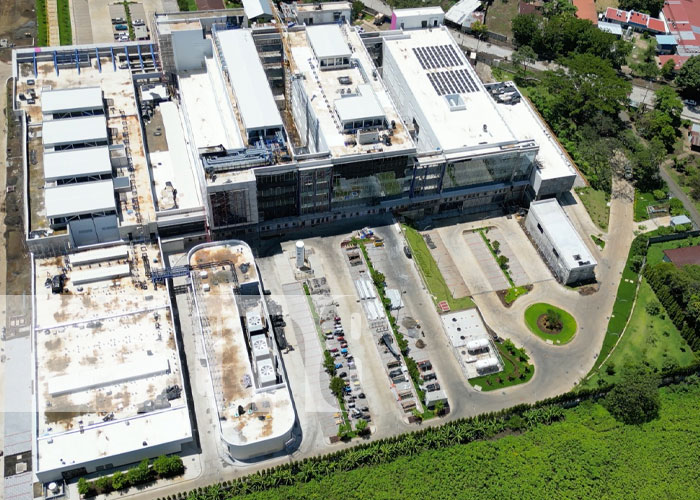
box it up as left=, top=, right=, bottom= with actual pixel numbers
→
left=43, top=146, right=112, bottom=182
left=42, top=115, right=108, bottom=147
left=216, top=29, right=284, bottom=134
left=44, top=179, right=115, bottom=219
left=41, top=86, right=104, bottom=115
left=493, top=87, right=577, bottom=181
left=306, top=24, right=352, bottom=60
left=445, top=0, right=480, bottom=26
left=189, top=243, right=294, bottom=446
left=530, top=199, right=596, bottom=269
left=383, top=28, right=516, bottom=152
left=394, top=6, right=445, bottom=17
left=33, top=245, right=192, bottom=478
left=70, top=263, right=131, bottom=285
left=178, top=60, right=244, bottom=151
left=68, top=244, right=129, bottom=266
left=334, top=84, right=385, bottom=124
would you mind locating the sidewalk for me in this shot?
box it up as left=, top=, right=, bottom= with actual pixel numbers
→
left=47, top=0, right=60, bottom=46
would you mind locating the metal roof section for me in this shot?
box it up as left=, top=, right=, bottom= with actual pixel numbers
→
left=529, top=199, right=596, bottom=270
left=215, top=29, right=284, bottom=136
left=67, top=244, right=129, bottom=266
left=334, top=84, right=385, bottom=125
left=242, top=0, right=273, bottom=20
left=445, top=0, right=481, bottom=27
left=42, top=115, right=108, bottom=148
left=306, top=24, right=352, bottom=60
left=43, top=146, right=112, bottom=183
left=41, top=86, right=104, bottom=115
left=44, top=179, right=116, bottom=219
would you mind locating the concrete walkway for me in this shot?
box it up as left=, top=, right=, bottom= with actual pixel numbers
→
left=47, top=0, right=60, bottom=46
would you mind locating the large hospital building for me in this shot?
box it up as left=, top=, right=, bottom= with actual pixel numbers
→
left=10, top=3, right=579, bottom=483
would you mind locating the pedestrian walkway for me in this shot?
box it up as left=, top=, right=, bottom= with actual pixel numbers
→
left=47, top=0, right=60, bottom=46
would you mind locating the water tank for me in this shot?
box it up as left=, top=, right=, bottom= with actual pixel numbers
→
left=296, top=240, right=305, bottom=268
left=48, top=483, right=59, bottom=494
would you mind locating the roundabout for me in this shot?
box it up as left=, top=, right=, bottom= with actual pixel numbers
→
left=524, top=303, right=577, bottom=345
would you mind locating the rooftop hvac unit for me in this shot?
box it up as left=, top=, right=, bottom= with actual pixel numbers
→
left=357, top=129, right=379, bottom=145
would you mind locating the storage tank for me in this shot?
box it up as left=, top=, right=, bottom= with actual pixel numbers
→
left=296, top=240, right=305, bottom=268
left=475, top=357, right=499, bottom=373
left=467, top=338, right=489, bottom=353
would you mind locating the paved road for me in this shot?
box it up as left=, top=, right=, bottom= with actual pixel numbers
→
left=660, top=164, right=700, bottom=227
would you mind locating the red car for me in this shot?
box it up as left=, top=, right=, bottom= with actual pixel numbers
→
left=329, top=347, right=338, bottom=353
left=336, top=336, right=345, bottom=342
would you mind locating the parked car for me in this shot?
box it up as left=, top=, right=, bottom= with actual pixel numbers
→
left=336, top=336, right=345, bottom=342
left=329, top=347, right=338, bottom=353
left=338, top=371, right=348, bottom=378
left=403, top=245, right=412, bottom=258
left=334, top=362, right=343, bottom=369
left=422, top=372, right=437, bottom=381
left=358, top=392, right=366, bottom=399
left=425, top=383, right=441, bottom=392
left=360, top=406, right=369, bottom=412
left=389, top=368, right=403, bottom=378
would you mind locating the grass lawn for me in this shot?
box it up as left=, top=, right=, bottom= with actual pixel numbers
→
left=57, top=0, right=72, bottom=45
left=468, top=340, right=534, bottom=391
left=402, top=225, right=476, bottom=311
left=665, top=164, right=700, bottom=214
left=634, top=190, right=669, bottom=222
left=505, top=286, right=529, bottom=304
left=591, top=234, right=606, bottom=250
left=646, top=235, right=700, bottom=266
left=35, top=0, right=48, bottom=46
left=575, top=187, right=610, bottom=231
left=594, top=0, right=618, bottom=12
left=524, top=303, right=577, bottom=345
left=484, top=0, right=519, bottom=38
left=583, top=280, right=696, bottom=388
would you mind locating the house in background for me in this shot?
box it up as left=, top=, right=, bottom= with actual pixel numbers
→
left=663, top=245, right=700, bottom=267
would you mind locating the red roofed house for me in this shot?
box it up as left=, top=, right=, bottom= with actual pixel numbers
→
left=604, top=7, right=666, bottom=33
left=573, top=0, right=597, bottom=24
left=662, top=0, right=700, bottom=69
left=663, top=245, right=700, bottom=267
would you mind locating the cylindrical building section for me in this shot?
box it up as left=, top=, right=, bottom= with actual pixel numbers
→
left=296, top=240, right=305, bottom=268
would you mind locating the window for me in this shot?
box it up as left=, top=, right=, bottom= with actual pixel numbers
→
left=537, top=223, right=543, bottom=233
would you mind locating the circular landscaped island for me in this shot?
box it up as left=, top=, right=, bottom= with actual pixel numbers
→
left=524, top=303, right=577, bottom=345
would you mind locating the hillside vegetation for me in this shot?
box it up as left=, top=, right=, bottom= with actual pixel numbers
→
left=210, top=380, right=700, bottom=500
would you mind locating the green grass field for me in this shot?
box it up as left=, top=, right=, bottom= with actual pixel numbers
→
left=35, top=0, right=48, bottom=46
left=591, top=234, right=606, bottom=250
left=57, top=0, right=72, bottom=45
left=575, top=187, right=610, bottom=231
left=484, top=0, right=519, bottom=38
left=647, top=236, right=700, bottom=266
left=402, top=225, right=476, bottom=311
left=583, top=280, right=696, bottom=388
left=233, top=382, right=700, bottom=499
left=468, top=340, right=534, bottom=391
left=633, top=190, right=669, bottom=222
left=505, top=286, right=529, bottom=304
left=524, top=303, right=577, bottom=345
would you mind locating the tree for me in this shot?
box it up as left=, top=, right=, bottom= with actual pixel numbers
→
left=604, top=366, right=660, bottom=424
left=676, top=55, right=700, bottom=99
left=77, top=478, right=90, bottom=496
left=491, top=239, right=501, bottom=254
left=654, top=87, right=683, bottom=128
left=126, top=459, right=151, bottom=486
left=94, top=476, right=112, bottom=493
left=618, top=0, right=664, bottom=16
left=111, top=471, right=128, bottom=491
left=542, top=0, right=577, bottom=17
left=511, top=14, right=540, bottom=47
left=661, top=59, right=676, bottom=80
left=153, top=455, right=184, bottom=477
left=351, top=1, right=363, bottom=20
left=470, top=20, right=488, bottom=40
left=638, top=110, right=676, bottom=151
left=330, top=376, right=346, bottom=399
left=323, top=349, right=337, bottom=376
left=646, top=300, right=661, bottom=316
left=512, top=45, right=537, bottom=70
left=544, top=308, right=562, bottom=330
left=355, top=418, right=370, bottom=436
left=497, top=254, right=509, bottom=270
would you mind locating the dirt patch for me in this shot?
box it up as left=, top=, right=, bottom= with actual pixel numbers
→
left=44, top=337, right=62, bottom=351
left=578, top=284, right=599, bottom=296
left=80, top=350, right=98, bottom=365
left=536, top=314, right=563, bottom=335
left=46, top=354, right=70, bottom=372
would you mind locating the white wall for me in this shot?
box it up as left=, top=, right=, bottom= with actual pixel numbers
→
left=381, top=43, right=440, bottom=152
